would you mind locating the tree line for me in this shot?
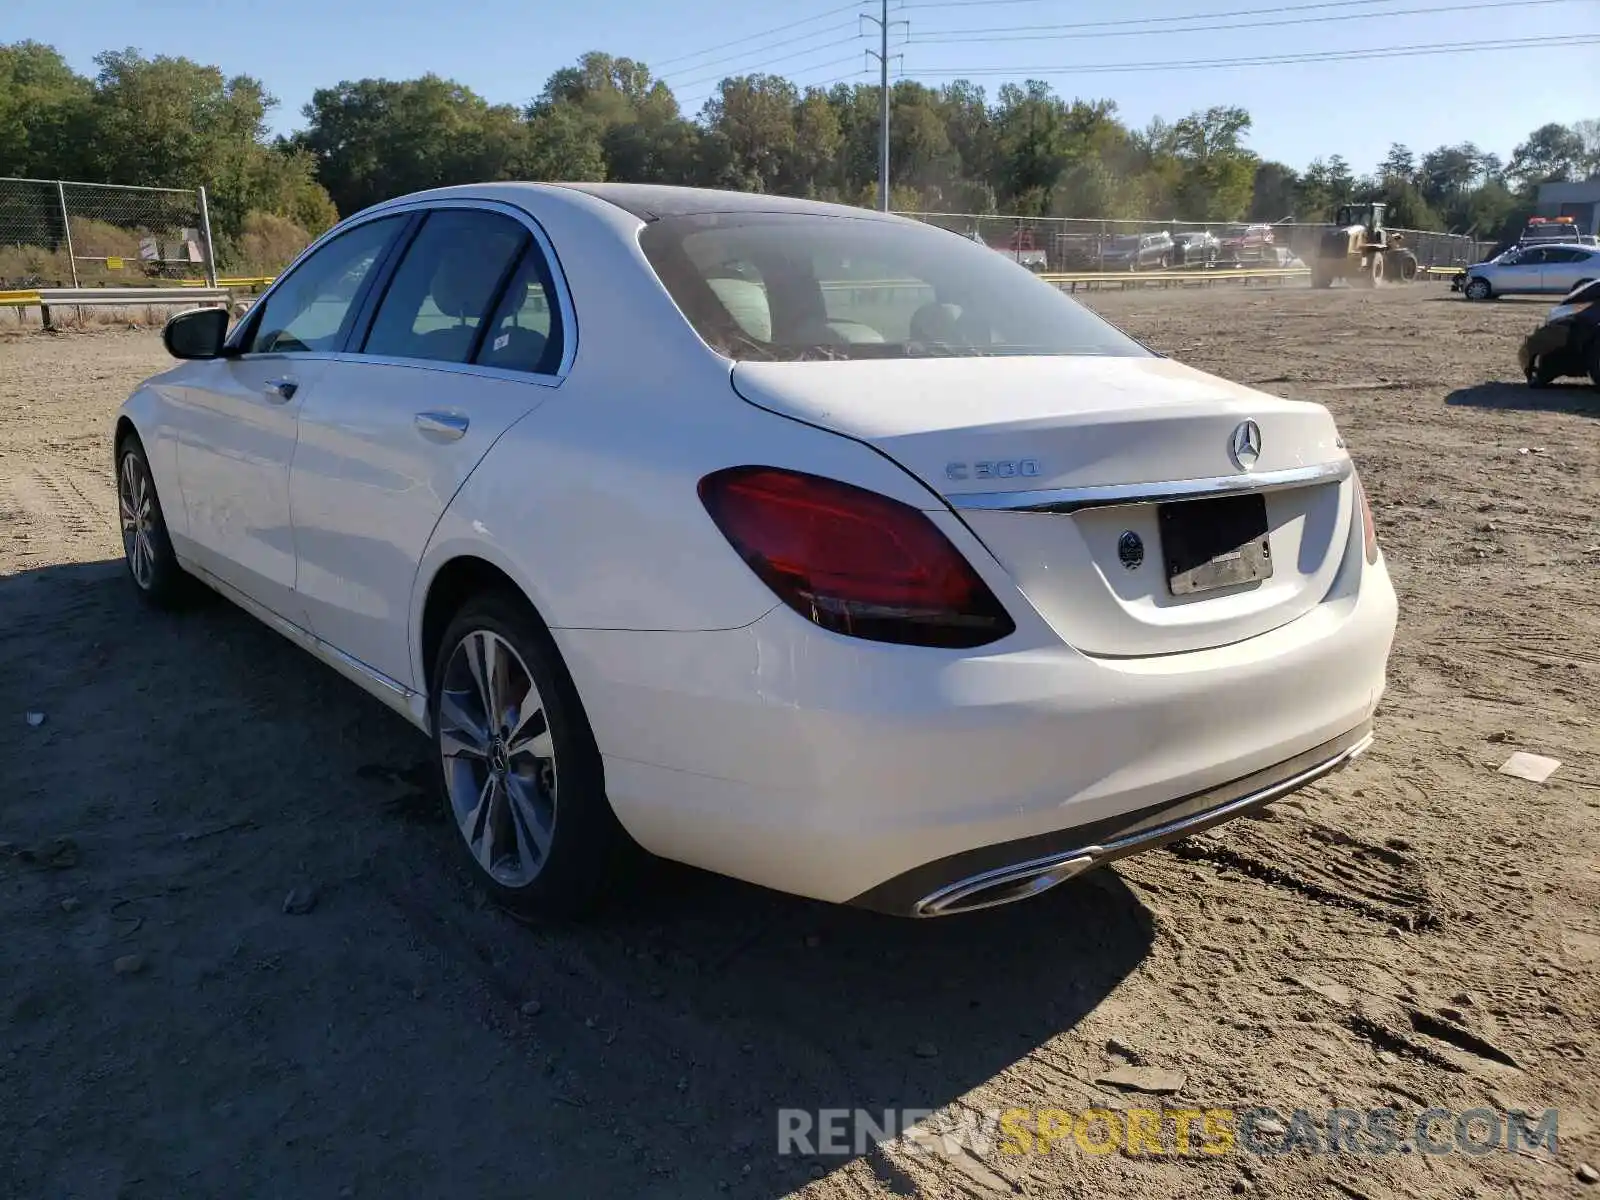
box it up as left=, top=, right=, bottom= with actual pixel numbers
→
left=3, top=41, right=1598, bottom=272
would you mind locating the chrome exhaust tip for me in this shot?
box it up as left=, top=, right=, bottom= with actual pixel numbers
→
left=914, top=852, right=1099, bottom=917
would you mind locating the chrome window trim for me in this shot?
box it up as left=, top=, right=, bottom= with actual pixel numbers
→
left=227, top=195, right=577, bottom=382
left=320, top=351, right=564, bottom=390
left=946, top=458, right=1351, bottom=514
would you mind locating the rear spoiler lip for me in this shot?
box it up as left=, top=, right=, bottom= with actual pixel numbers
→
left=946, top=458, right=1352, bottom=514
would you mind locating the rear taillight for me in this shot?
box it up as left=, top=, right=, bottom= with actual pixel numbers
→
left=698, top=466, right=1015, bottom=648
left=1354, top=471, right=1379, bottom=564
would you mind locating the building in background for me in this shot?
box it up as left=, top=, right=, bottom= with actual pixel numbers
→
left=1536, top=180, right=1600, bottom=236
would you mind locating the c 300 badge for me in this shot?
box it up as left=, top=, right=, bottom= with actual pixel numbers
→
left=945, top=459, right=1042, bottom=482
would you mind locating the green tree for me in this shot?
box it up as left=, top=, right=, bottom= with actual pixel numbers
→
left=1250, top=161, right=1300, bottom=220
left=1507, top=122, right=1585, bottom=189
left=1379, top=143, right=1415, bottom=181
left=0, top=42, right=92, bottom=178
left=700, top=74, right=797, bottom=193
left=296, top=75, right=532, bottom=214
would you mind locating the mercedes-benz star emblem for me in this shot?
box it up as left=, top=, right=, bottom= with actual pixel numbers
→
left=1230, top=419, right=1263, bottom=470
left=1117, top=530, right=1144, bottom=570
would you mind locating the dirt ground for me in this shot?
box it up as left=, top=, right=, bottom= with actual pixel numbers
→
left=2, top=284, right=1596, bottom=1200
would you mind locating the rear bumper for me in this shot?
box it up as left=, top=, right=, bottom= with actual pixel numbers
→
left=556, top=550, right=1397, bottom=909
left=852, top=721, right=1372, bottom=916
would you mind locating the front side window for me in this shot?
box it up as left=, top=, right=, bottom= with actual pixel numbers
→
left=639, top=213, right=1146, bottom=363
left=363, top=209, right=529, bottom=364
left=245, top=216, right=404, bottom=355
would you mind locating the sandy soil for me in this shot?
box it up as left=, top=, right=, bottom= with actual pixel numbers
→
left=2, top=285, right=1596, bottom=1200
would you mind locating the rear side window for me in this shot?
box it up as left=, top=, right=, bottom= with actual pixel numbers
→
left=474, top=245, right=566, bottom=375
left=639, top=212, right=1145, bottom=362
left=363, top=210, right=528, bottom=364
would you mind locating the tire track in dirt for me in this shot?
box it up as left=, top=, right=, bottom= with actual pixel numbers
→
left=0, top=459, right=119, bottom=563
left=1167, top=811, right=1439, bottom=931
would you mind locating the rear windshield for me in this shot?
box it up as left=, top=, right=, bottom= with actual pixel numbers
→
left=637, top=212, right=1146, bottom=362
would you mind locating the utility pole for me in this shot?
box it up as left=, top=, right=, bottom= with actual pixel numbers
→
left=862, top=0, right=907, bottom=211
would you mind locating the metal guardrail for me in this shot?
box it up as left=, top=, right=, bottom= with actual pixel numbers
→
left=1042, top=267, right=1311, bottom=292
left=2, top=286, right=232, bottom=328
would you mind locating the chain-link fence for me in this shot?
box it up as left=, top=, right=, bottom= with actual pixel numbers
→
left=0, top=177, right=216, bottom=290
left=897, top=212, right=1496, bottom=274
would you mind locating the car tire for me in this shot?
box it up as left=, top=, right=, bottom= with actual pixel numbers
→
left=1587, top=338, right=1600, bottom=389
left=116, top=436, right=191, bottom=609
left=429, top=589, right=633, bottom=919
left=1464, top=277, right=1492, bottom=301
left=1525, top=354, right=1557, bottom=388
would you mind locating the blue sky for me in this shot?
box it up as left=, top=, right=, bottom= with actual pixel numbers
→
left=13, top=0, right=1599, bottom=175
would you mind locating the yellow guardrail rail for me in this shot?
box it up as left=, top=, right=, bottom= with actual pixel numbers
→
left=0, top=289, right=40, bottom=308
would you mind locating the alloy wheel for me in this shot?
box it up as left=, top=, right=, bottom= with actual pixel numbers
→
left=437, top=629, right=558, bottom=888
left=118, top=453, right=157, bottom=590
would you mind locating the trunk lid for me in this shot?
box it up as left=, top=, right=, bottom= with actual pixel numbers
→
left=731, top=355, right=1354, bottom=657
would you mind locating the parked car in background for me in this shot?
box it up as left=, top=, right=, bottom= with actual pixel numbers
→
left=1462, top=242, right=1600, bottom=300
left=1220, top=223, right=1276, bottom=264
left=1100, top=231, right=1174, bottom=271
left=1516, top=216, right=1586, bottom=247
left=1173, top=231, right=1220, bottom=267
left=1519, top=277, right=1600, bottom=387
left=115, top=182, right=1395, bottom=919
left=973, top=228, right=1048, bottom=272
left=1054, top=233, right=1109, bottom=270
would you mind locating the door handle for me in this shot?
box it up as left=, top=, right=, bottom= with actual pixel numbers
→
left=264, top=378, right=298, bottom=402
left=414, top=411, right=470, bottom=441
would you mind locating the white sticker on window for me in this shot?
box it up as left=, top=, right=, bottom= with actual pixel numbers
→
left=493, top=333, right=510, bottom=351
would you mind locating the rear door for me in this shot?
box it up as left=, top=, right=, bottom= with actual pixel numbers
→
left=1541, top=248, right=1598, bottom=294
left=288, top=203, right=569, bottom=689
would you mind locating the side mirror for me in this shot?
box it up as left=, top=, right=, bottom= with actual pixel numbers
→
left=163, top=306, right=231, bottom=360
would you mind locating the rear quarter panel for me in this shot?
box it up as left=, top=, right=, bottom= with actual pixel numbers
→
left=409, top=188, right=956, bottom=684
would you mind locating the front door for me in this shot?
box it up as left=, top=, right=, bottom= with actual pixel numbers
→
left=289, top=205, right=568, bottom=689
left=1494, top=247, right=1547, bottom=293
left=171, top=215, right=406, bottom=619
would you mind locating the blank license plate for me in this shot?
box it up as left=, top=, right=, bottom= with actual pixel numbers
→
left=1159, top=494, right=1273, bottom=595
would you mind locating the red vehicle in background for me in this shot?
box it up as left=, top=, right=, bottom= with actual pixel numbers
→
left=1220, top=223, right=1276, bottom=265
left=971, top=227, right=1049, bottom=271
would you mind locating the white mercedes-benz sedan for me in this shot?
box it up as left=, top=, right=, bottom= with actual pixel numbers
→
left=115, top=183, right=1397, bottom=918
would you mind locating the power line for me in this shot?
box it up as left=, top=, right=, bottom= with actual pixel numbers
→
left=650, top=2, right=867, bottom=70
left=674, top=51, right=873, bottom=110
left=657, top=24, right=862, bottom=82
left=898, top=34, right=1598, bottom=75
left=667, top=41, right=868, bottom=94
left=911, top=0, right=1464, bottom=19
left=910, top=0, right=1582, bottom=42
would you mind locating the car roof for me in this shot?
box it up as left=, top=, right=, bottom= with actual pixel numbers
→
left=1517, top=242, right=1596, bottom=252
left=546, top=182, right=900, bottom=223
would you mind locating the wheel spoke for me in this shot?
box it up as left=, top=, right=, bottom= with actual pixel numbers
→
left=118, top=493, right=137, bottom=530
left=506, top=703, right=551, bottom=762
left=462, top=773, right=495, bottom=858
left=133, top=529, right=153, bottom=584
left=438, top=690, right=489, bottom=759
left=465, top=632, right=501, bottom=728
left=505, top=774, right=552, bottom=866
